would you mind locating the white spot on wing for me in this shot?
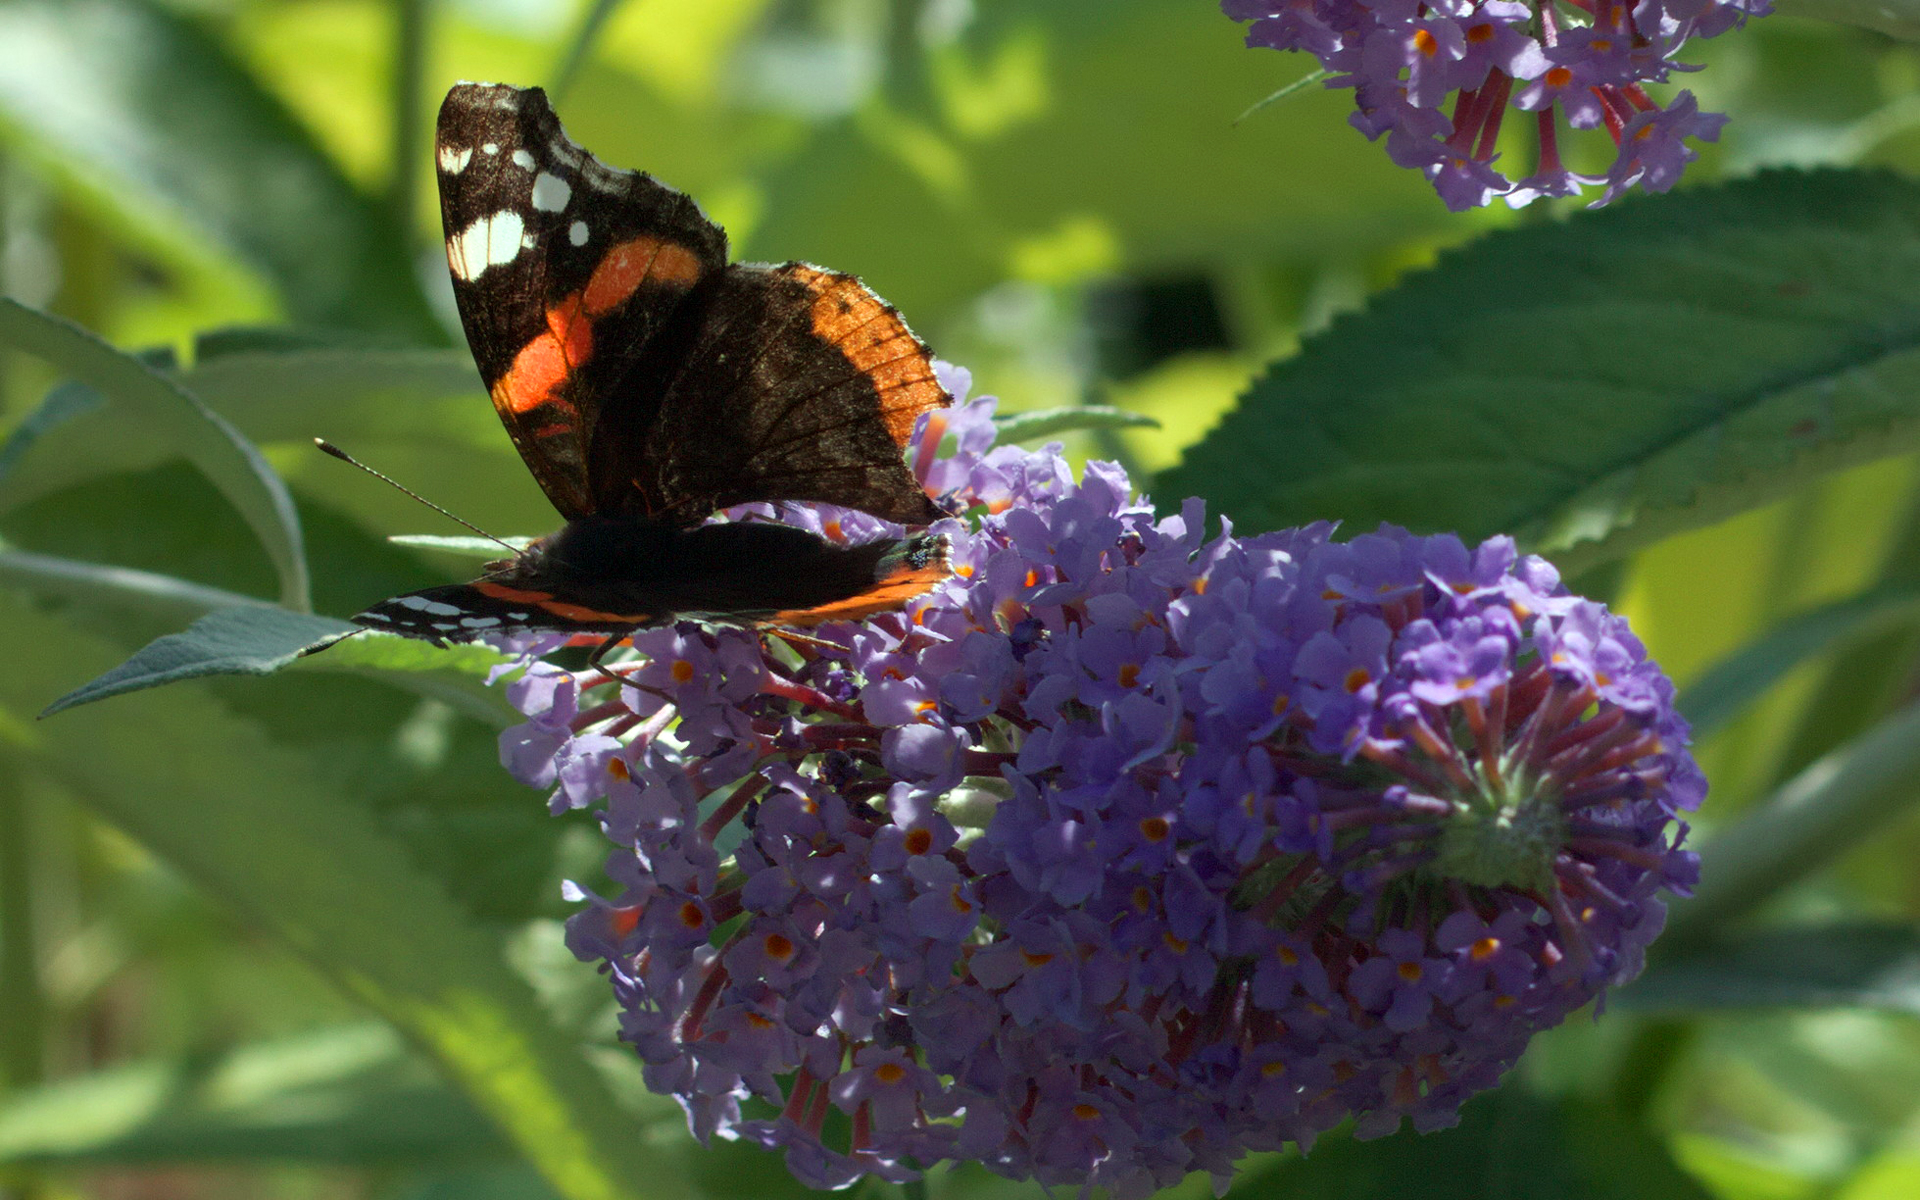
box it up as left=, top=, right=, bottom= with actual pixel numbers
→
left=568, top=220, right=589, bottom=246
left=461, top=616, right=503, bottom=628
left=359, top=611, right=393, bottom=622
left=506, top=612, right=531, bottom=620
left=532, top=172, right=572, bottom=212
left=482, top=142, right=499, bottom=155
left=511, top=148, right=536, bottom=171
left=397, top=595, right=465, bottom=616
left=447, top=210, right=528, bottom=281
left=437, top=144, right=472, bottom=174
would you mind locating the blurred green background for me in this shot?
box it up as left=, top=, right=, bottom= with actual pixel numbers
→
left=6, top=2, right=1920, bottom=1199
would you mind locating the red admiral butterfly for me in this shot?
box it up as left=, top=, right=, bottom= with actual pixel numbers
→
left=348, top=82, right=952, bottom=648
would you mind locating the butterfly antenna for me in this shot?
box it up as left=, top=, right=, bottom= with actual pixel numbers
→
left=313, top=439, right=522, bottom=555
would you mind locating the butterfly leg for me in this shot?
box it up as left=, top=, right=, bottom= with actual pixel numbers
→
left=584, top=630, right=633, bottom=690
left=763, top=627, right=847, bottom=656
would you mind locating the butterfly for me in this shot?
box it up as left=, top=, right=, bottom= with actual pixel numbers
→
left=345, top=82, right=953, bottom=651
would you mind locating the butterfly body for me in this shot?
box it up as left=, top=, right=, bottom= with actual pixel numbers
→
left=343, top=82, right=952, bottom=645
left=355, top=517, right=949, bottom=642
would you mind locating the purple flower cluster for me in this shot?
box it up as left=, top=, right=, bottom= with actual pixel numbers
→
left=1222, top=0, right=1768, bottom=209
left=499, top=365, right=1701, bottom=1194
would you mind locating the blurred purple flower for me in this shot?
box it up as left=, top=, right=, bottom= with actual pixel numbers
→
left=488, top=362, right=1701, bottom=1194
left=1224, top=0, right=1765, bottom=209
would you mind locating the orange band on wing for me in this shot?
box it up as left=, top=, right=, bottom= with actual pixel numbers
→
left=492, top=294, right=593, bottom=415
left=765, top=563, right=950, bottom=628
left=536, top=601, right=654, bottom=624
left=787, top=264, right=946, bottom=447
left=473, top=582, right=557, bottom=604
left=492, top=238, right=706, bottom=417
left=584, top=236, right=704, bottom=315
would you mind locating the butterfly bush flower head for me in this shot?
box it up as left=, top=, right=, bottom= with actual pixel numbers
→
left=499, top=364, right=1701, bottom=1194
left=1222, top=0, right=1765, bottom=209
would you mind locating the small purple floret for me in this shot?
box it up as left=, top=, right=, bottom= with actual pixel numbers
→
left=1222, top=0, right=1768, bottom=208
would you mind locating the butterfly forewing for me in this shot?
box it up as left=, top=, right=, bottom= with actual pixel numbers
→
left=435, top=82, right=728, bottom=519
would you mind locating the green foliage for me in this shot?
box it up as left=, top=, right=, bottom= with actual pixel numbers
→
left=4, top=5, right=1920, bottom=1200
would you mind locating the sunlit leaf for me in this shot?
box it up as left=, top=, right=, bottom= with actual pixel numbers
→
left=0, top=0, right=439, bottom=339
left=390, top=535, right=536, bottom=557
left=1162, top=170, right=1920, bottom=572
left=0, top=593, right=683, bottom=1200
left=0, top=1023, right=507, bottom=1164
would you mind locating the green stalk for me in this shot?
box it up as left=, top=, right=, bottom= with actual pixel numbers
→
left=1666, top=700, right=1920, bottom=948
left=550, top=0, right=629, bottom=101
left=388, top=0, right=432, bottom=241
left=0, top=767, right=46, bottom=1091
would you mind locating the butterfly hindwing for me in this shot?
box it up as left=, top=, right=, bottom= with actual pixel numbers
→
left=436, top=82, right=728, bottom=519
left=586, top=262, right=949, bottom=526
left=349, top=525, right=951, bottom=641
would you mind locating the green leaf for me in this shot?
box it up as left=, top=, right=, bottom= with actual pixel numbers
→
left=0, top=546, right=276, bottom=624
left=37, top=606, right=354, bottom=717
left=0, top=1023, right=508, bottom=1164
left=1668, top=700, right=1920, bottom=946
left=0, top=299, right=311, bottom=611
left=0, top=381, right=104, bottom=488
left=1785, top=0, right=1920, bottom=42
left=1160, top=170, right=1920, bottom=572
left=991, top=405, right=1160, bottom=442
left=38, top=604, right=513, bottom=725
left=1233, top=68, right=1332, bottom=125
left=1677, top=582, right=1920, bottom=741
left=0, top=0, right=439, bottom=339
left=0, top=592, right=683, bottom=1200
left=745, top=0, right=1443, bottom=322
left=1228, top=1085, right=1711, bottom=1200
left=1620, top=924, right=1920, bottom=1016
left=177, top=346, right=488, bottom=447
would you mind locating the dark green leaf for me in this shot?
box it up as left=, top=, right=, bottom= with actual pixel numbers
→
left=38, top=605, right=355, bottom=717
left=1677, top=582, right=1920, bottom=740
left=1229, top=1085, right=1710, bottom=1200
left=992, top=405, right=1160, bottom=442
left=1161, top=170, right=1920, bottom=571
left=1621, top=924, right=1920, bottom=1016
left=39, top=604, right=512, bottom=724
left=0, top=299, right=311, bottom=610
left=0, top=0, right=439, bottom=339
